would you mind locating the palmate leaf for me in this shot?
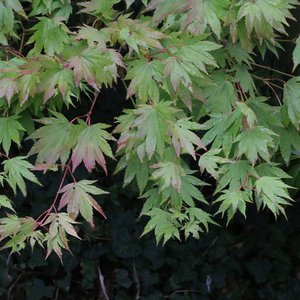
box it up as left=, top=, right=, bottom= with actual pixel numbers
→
left=71, top=122, right=115, bottom=174
left=0, top=77, right=18, bottom=104
left=115, top=102, right=178, bottom=159
left=151, top=161, right=185, bottom=192
left=108, top=16, right=166, bottom=54
left=142, top=208, right=181, bottom=245
left=235, top=126, right=276, bottom=164
left=169, top=119, right=206, bottom=159
left=199, top=149, right=229, bottom=179
left=27, top=17, right=71, bottom=56
left=44, top=213, right=80, bottom=260
left=28, top=111, right=82, bottom=166
left=126, top=59, right=163, bottom=102
left=2, top=156, right=41, bottom=196
left=293, top=36, right=300, bottom=71
left=214, top=189, right=252, bottom=224
left=0, top=116, right=25, bottom=155
left=58, top=180, right=107, bottom=225
left=0, top=195, right=15, bottom=212
left=283, top=77, right=300, bottom=128
left=255, top=176, right=293, bottom=218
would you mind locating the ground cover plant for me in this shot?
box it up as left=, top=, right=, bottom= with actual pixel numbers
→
left=1, top=2, right=300, bottom=294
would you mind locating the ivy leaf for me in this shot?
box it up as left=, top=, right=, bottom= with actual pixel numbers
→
left=235, top=126, right=276, bottom=164
left=71, top=122, right=115, bottom=174
left=293, top=36, right=300, bottom=71
left=28, top=112, right=82, bottom=166
left=199, top=149, right=229, bottom=179
left=214, top=190, right=252, bottom=224
left=2, top=156, right=41, bottom=196
left=27, top=17, right=71, bottom=56
left=151, top=162, right=185, bottom=192
left=169, top=119, right=206, bottom=159
left=142, top=208, right=180, bottom=245
left=58, top=180, right=107, bottom=225
left=283, top=77, right=300, bottom=128
left=255, top=176, right=293, bottom=218
left=0, top=116, right=25, bottom=155
left=0, top=195, right=15, bottom=212
left=44, top=213, right=80, bottom=260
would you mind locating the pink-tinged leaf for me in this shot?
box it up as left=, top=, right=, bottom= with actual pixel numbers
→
left=71, top=123, right=115, bottom=174
left=58, top=180, right=107, bottom=224
left=0, top=78, right=18, bottom=105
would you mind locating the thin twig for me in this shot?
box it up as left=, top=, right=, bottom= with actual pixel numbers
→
left=251, top=62, right=293, bottom=78
left=133, top=260, right=140, bottom=300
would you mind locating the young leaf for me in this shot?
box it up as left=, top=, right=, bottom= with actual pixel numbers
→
left=0, top=116, right=25, bottom=155
left=255, top=176, right=293, bottom=218
left=169, top=119, right=206, bottom=159
left=2, top=156, right=41, bottom=196
left=0, top=195, right=15, bottom=212
left=27, top=17, right=71, bottom=56
left=44, top=213, right=80, bottom=260
left=58, top=180, right=107, bottom=224
left=151, top=161, right=185, bottom=192
left=71, top=122, right=115, bottom=174
left=283, top=77, right=300, bottom=128
left=235, top=126, right=276, bottom=164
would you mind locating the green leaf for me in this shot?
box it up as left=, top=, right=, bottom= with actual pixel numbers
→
left=235, top=126, right=276, bottom=164
left=58, top=180, right=107, bottom=224
left=214, top=189, right=252, bottom=224
left=44, top=213, right=80, bottom=260
left=283, top=77, right=300, bottom=128
left=293, top=36, right=300, bottom=71
left=169, top=118, right=206, bottom=159
left=142, top=208, right=180, bottom=245
left=27, top=17, right=71, bottom=56
left=71, top=122, right=115, bottom=174
left=151, top=161, right=185, bottom=192
left=255, top=176, right=293, bottom=218
left=199, top=149, right=229, bottom=179
left=0, top=116, right=25, bottom=155
left=0, top=195, right=15, bottom=212
left=2, top=156, right=41, bottom=196
left=28, top=112, right=82, bottom=166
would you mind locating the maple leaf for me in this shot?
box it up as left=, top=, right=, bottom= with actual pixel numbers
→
left=79, top=0, right=120, bottom=21
left=65, top=46, right=123, bottom=90
left=214, top=190, right=252, bottom=224
left=255, top=176, right=293, bottom=218
left=71, top=122, right=115, bottom=174
left=108, top=16, right=166, bottom=53
left=37, top=58, right=75, bottom=102
left=126, top=59, right=163, bottom=102
left=58, top=180, right=107, bottom=224
left=169, top=118, right=206, bottom=159
left=235, top=126, right=276, bottom=164
left=0, top=216, right=36, bottom=253
left=44, top=213, right=80, bottom=260
left=151, top=162, right=185, bottom=192
left=0, top=195, right=15, bottom=212
left=142, top=208, right=181, bottom=245
left=2, top=156, right=41, bottom=196
left=283, top=77, right=300, bottom=128
left=77, top=25, right=108, bottom=49
left=115, top=102, right=178, bottom=159
left=0, top=77, right=18, bottom=104
left=187, top=207, right=216, bottom=231
left=27, top=17, right=71, bottom=56
left=0, top=116, right=25, bottom=155
left=293, top=36, right=300, bottom=71
left=28, top=112, right=82, bottom=166
left=199, top=149, right=229, bottom=179
left=4, top=0, right=27, bottom=18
